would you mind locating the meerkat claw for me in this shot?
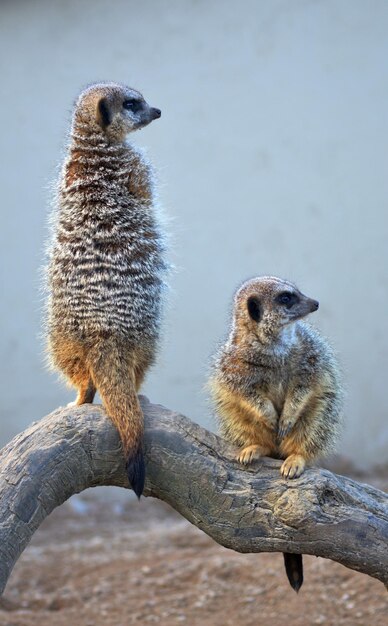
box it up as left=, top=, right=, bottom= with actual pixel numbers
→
left=237, top=445, right=262, bottom=465
left=281, top=455, right=306, bottom=479
left=278, top=421, right=294, bottom=441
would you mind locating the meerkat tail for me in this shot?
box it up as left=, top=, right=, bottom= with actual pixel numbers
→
left=87, top=339, right=145, bottom=498
left=283, top=553, right=303, bottom=592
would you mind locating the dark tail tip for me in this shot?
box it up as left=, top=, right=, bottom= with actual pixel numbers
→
left=283, top=552, right=303, bottom=592
left=126, top=448, right=145, bottom=499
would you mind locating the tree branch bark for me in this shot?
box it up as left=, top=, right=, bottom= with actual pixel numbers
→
left=0, top=396, right=387, bottom=595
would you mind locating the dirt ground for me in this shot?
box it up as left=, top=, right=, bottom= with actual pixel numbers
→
left=1, top=466, right=387, bottom=626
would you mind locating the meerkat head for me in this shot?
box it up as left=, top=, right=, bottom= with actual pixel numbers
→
left=73, top=82, right=161, bottom=141
left=234, top=276, right=319, bottom=342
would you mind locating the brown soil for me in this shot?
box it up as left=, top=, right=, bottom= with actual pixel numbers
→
left=1, top=470, right=387, bottom=626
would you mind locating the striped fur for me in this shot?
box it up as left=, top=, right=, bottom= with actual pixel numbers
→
left=46, top=83, right=167, bottom=497
left=209, top=276, right=344, bottom=590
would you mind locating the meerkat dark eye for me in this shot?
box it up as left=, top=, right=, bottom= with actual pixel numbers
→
left=123, top=99, right=142, bottom=113
left=276, top=292, right=299, bottom=308
left=247, top=296, right=262, bottom=322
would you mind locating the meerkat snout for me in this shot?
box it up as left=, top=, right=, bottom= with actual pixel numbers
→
left=310, top=299, right=319, bottom=312
left=150, top=107, right=161, bottom=119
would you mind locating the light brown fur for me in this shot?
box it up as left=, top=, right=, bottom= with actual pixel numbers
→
left=209, top=276, right=343, bottom=591
left=209, top=276, right=343, bottom=478
left=46, top=83, right=166, bottom=496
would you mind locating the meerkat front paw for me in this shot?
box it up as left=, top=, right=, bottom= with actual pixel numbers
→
left=237, top=445, right=265, bottom=465
left=278, top=417, right=296, bottom=441
left=280, top=454, right=306, bottom=479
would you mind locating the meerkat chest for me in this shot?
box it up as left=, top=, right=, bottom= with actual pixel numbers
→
left=267, top=380, right=287, bottom=414
left=257, top=367, right=290, bottom=414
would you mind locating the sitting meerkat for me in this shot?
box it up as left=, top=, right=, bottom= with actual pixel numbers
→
left=208, top=276, right=343, bottom=590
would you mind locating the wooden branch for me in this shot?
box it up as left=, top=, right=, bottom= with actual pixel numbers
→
left=0, top=396, right=387, bottom=595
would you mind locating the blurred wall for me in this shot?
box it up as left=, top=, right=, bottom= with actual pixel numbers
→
left=0, top=0, right=387, bottom=468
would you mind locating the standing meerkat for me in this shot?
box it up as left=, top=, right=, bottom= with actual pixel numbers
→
left=209, top=276, right=343, bottom=591
left=46, top=82, right=167, bottom=498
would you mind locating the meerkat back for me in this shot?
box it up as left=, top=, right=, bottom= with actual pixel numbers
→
left=46, top=82, right=167, bottom=498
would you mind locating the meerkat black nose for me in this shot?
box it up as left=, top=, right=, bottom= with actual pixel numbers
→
left=151, top=107, right=161, bottom=119
left=311, top=300, right=319, bottom=311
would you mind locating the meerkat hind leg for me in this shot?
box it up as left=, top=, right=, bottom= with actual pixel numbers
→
left=67, top=378, right=96, bottom=407
left=237, top=444, right=271, bottom=465
left=75, top=378, right=96, bottom=405
left=51, top=338, right=96, bottom=407
left=280, top=454, right=306, bottom=479
left=66, top=364, right=96, bottom=406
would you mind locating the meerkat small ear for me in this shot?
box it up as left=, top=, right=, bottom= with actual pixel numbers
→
left=247, top=296, right=262, bottom=322
left=97, top=97, right=111, bottom=129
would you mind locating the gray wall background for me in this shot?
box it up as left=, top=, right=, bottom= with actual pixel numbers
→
left=1, top=0, right=387, bottom=468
